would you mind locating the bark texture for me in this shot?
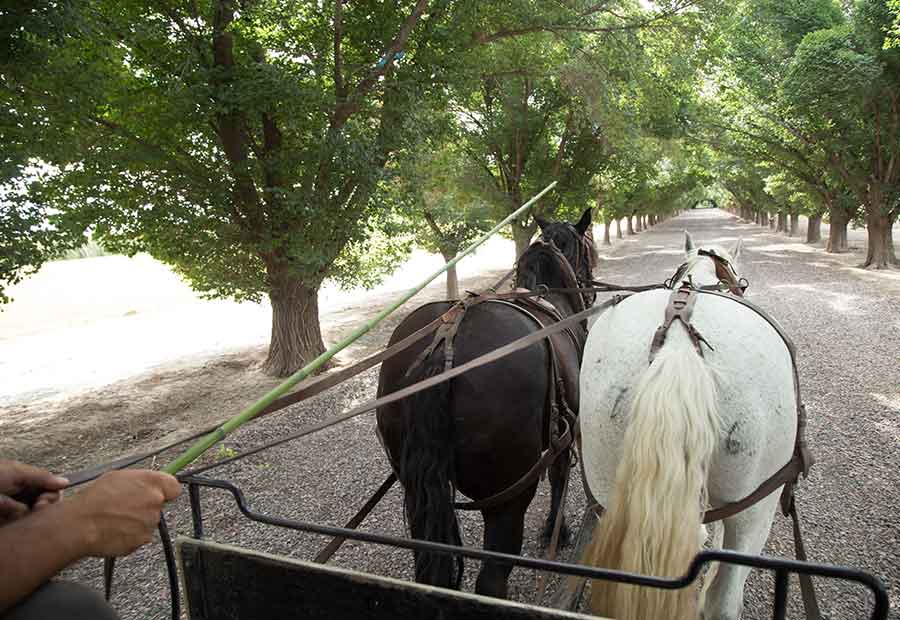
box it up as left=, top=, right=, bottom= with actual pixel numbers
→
left=826, top=208, right=849, bottom=253
left=263, top=276, right=327, bottom=377
left=512, top=219, right=536, bottom=261
left=445, top=265, right=459, bottom=299
left=806, top=215, right=822, bottom=244
left=862, top=210, right=897, bottom=269
left=440, top=248, right=459, bottom=299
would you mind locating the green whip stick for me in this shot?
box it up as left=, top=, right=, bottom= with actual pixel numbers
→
left=163, top=181, right=557, bottom=474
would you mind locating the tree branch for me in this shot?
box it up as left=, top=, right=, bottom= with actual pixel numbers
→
left=423, top=210, right=447, bottom=241
left=332, top=0, right=431, bottom=127
left=552, top=106, right=575, bottom=178
left=473, top=1, right=696, bottom=45
left=211, top=0, right=265, bottom=236
left=333, top=0, right=346, bottom=100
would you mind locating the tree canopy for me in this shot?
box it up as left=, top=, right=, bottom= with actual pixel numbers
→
left=3, top=0, right=897, bottom=375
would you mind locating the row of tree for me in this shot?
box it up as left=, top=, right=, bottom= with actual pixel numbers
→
left=2, top=0, right=717, bottom=375
left=693, top=0, right=899, bottom=267
left=3, top=1, right=896, bottom=376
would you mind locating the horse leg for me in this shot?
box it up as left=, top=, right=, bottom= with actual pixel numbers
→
left=542, top=448, right=573, bottom=547
left=698, top=520, right=725, bottom=612
left=476, top=482, right=538, bottom=599
left=701, top=492, right=780, bottom=620
left=549, top=504, right=600, bottom=611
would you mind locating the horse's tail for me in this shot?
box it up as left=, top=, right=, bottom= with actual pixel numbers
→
left=586, top=330, right=719, bottom=620
left=397, top=348, right=463, bottom=589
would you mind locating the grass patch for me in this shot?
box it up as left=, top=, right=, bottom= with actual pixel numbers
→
left=214, top=444, right=238, bottom=460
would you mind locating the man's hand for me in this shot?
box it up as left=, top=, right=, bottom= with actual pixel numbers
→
left=67, top=470, right=182, bottom=558
left=0, top=460, right=69, bottom=524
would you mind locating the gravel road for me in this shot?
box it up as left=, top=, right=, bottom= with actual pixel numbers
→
left=55, top=209, right=898, bottom=619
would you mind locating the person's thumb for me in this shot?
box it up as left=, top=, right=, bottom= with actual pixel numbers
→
left=0, top=494, right=29, bottom=522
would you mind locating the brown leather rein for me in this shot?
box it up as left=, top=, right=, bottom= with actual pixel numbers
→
left=590, top=252, right=812, bottom=526
left=54, top=239, right=633, bottom=490
left=666, top=248, right=749, bottom=297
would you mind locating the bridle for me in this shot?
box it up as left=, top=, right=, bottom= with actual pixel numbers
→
left=537, top=224, right=598, bottom=306
left=516, top=238, right=590, bottom=313
left=666, top=248, right=748, bottom=297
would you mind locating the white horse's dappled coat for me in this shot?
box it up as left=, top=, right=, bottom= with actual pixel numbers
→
left=579, top=234, right=797, bottom=620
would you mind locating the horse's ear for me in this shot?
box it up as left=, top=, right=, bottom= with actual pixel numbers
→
left=684, top=230, right=695, bottom=253
left=534, top=216, right=550, bottom=232
left=730, top=237, right=743, bottom=262
left=574, top=208, right=592, bottom=235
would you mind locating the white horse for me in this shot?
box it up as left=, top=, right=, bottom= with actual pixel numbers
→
left=578, top=232, right=797, bottom=620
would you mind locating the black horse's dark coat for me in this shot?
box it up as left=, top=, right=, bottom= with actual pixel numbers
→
left=375, top=211, right=595, bottom=598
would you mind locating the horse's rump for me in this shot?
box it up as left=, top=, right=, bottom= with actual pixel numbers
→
left=580, top=289, right=797, bottom=509
left=377, top=298, right=580, bottom=502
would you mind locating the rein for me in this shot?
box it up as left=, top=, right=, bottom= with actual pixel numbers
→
left=666, top=248, right=749, bottom=297
left=516, top=237, right=591, bottom=313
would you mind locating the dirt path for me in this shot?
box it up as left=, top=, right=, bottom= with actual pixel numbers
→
left=5, top=211, right=898, bottom=619
left=0, top=236, right=522, bottom=470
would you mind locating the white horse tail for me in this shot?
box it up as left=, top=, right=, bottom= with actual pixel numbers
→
left=587, top=332, right=720, bottom=620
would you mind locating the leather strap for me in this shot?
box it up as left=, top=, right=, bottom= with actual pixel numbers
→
left=693, top=288, right=815, bottom=479
left=53, top=285, right=624, bottom=489
left=702, top=455, right=802, bottom=523
left=697, top=248, right=747, bottom=297
left=535, top=450, right=572, bottom=601
left=103, top=557, right=115, bottom=600
left=649, top=285, right=712, bottom=362
left=57, top=308, right=462, bottom=487
left=178, top=295, right=633, bottom=480
left=786, top=494, right=823, bottom=620
left=313, top=473, right=398, bottom=564
left=453, top=417, right=574, bottom=511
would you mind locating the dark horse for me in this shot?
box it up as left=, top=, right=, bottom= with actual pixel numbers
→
left=375, top=209, right=597, bottom=598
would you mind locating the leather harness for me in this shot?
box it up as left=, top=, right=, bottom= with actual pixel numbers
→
left=601, top=252, right=821, bottom=620
left=644, top=280, right=814, bottom=525
left=382, top=241, right=821, bottom=617
left=401, top=239, right=588, bottom=512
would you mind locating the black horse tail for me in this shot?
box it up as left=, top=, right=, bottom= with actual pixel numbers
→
left=398, top=350, right=463, bottom=589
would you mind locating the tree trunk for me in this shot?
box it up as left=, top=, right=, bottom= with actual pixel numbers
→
left=769, top=213, right=775, bottom=229
left=789, top=213, right=799, bottom=237
left=445, top=264, right=459, bottom=299
left=512, top=219, right=536, bottom=261
left=603, top=219, right=611, bottom=245
left=627, top=216, right=635, bottom=235
left=776, top=213, right=786, bottom=233
left=826, top=207, right=849, bottom=253
left=861, top=210, right=897, bottom=269
left=441, top=250, right=459, bottom=299
left=617, top=219, right=624, bottom=239
left=634, top=215, right=642, bottom=233
left=806, top=215, right=822, bottom=244
left=263, top=275, right=327, bottom=377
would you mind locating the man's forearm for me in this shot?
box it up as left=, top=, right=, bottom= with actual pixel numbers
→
left=0, top=502, right=92, bottom=612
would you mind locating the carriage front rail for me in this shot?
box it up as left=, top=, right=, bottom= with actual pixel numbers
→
left=158, top=475, right=890, bottom=620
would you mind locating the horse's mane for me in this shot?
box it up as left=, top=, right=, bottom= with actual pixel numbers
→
left=582, top=227, right=599, bottom=272
left=516, top=242, right=580, bottom=291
